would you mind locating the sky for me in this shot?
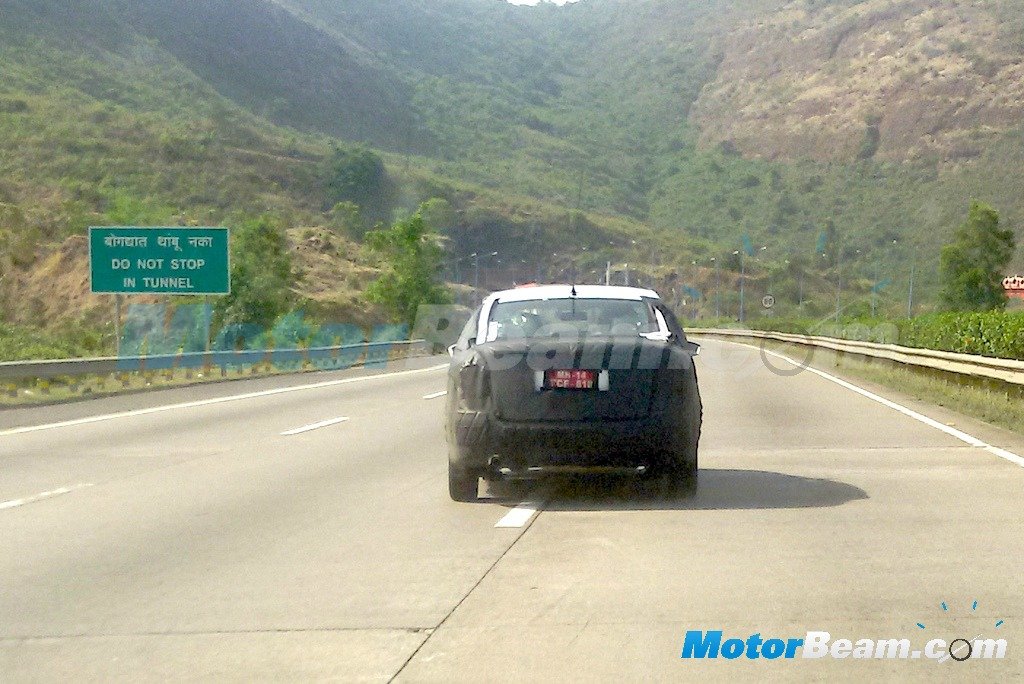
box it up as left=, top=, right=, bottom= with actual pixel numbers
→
left=506, top=0, right=579, bottom=5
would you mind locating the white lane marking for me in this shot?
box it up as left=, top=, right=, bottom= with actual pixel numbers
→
left=985, top=445, right=1024, bottom=468
left=0, top=483, right=94, bottom=511
left=280, top=417, right=349, bottom=436
left=422, top=390, right=448, bottom=400
left=0, top=364, right=448, bottom=438
left=495, top=504, right=539, bottom=528
left=749, top=344, right=1024, bottom=469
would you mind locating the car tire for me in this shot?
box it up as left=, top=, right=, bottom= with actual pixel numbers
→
left=665, top=437, right=698, bottom=496
left=664, top=459, right=697, bottom=495
left=448, top=463, right=479, bottom=502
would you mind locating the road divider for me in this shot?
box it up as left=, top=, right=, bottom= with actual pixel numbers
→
left=0, top=340, right=431, bottom=382
left=1, top=339, right=434, bottom=406
left=689, top=328, right=1024, bottom=387
left=0, top=364, right=448, bottom=438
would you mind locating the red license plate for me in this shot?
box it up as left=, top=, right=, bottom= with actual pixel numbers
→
left=544, top=369, right=596, bottom=390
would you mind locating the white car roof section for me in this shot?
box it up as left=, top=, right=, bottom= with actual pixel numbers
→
left=485, top=284, right=661, bottom=304
left=476, top=284, right=663, bottom=343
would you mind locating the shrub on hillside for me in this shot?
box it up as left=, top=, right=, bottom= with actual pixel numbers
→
left=733, top=311, right=1024, bottom=360
left=898, top=311, right=1024, bottom=360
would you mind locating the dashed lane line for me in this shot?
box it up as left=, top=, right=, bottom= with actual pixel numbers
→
left=0, top=483, right=94, bottom=511
left=280, top=417, right=349, bottom=436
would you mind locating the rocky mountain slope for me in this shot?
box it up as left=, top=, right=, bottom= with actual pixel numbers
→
left=2, top=0, right=1023, bottom=338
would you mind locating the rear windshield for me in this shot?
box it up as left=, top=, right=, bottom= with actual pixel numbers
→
left=486, top=298, right=658, bottom=340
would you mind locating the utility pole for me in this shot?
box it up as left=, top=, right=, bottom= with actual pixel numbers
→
left=605, top=261, right=611, bottom=286
left=203, top=296, right=212, bottom=353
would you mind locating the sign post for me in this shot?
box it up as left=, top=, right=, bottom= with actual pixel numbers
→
left=114, top=294, right=122, bottom=357
left=89, top=227, right=230, bottom=354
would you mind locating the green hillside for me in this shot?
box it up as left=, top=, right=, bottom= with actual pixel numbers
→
left=271, top=0, right=1024, bottom=295
left=1, top=0, right=1022, bottom=349
left=0, top=0, right=694, bottom=342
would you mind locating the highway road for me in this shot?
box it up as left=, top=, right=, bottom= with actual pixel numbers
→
left=1, top=340, right=1022, bottom=682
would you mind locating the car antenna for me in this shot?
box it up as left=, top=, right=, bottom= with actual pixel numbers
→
left=570, top=284, right=578, bottom=297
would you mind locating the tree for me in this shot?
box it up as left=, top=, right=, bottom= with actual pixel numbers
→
left=419, top=197, right=456, bottom=233
left=364, top=206, right=451, bottom=329
left=323, top=146, right=390, bottom=224
left=214, top=215, right=293, bottom=330
left=327, top=201, right=363, bottom=239
left=939, top=201, right=1015, bottom=311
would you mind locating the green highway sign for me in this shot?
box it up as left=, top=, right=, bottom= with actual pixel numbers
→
left=89, top=227, right=230, bottom=295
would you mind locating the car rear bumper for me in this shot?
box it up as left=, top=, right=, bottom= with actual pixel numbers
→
left=450, top=410, right=676, bottom=470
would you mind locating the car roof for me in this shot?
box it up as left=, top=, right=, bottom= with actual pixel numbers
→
left=484, top=284, right=661, bottom=305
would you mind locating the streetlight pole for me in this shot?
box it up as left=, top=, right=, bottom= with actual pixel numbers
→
left=473, top=251, right=498, bottom=303
left=691, top=259, right=699, bottom=319
left=741, top=253, right=746, bottom=324
left=872, top=260, right=879, bottom=318
left=907, top=260, right=916, bottom=318
left=835, top=249, right=843, bottom=323
left=711, top=257, right=720, bottom=318
left=733, top=250, right=745, bottom=323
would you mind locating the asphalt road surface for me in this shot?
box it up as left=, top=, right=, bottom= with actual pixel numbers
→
left=1, top=340, right=1022, bottom=682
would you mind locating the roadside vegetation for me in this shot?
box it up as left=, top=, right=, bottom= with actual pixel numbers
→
left=706, top=202, right=1021, bottom=359
left=2, top=0, right=1023, bottom=373
left=731, top=310, right=1024, bottom=361
left=0, top=323, right=110, bottom=362
left=364, top=209, right=451, bottom=330
left=760, top=340, right=1024, bottom=439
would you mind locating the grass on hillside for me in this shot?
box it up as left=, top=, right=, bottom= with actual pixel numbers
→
left=0, top=323, right=112, bottom=362
left=0, top=346, right=429, bottom=407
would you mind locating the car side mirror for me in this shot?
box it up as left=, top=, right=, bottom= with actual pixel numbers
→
left=681, top=340, right=700, bottom=355
left=449, top=339, right=476, bottom=356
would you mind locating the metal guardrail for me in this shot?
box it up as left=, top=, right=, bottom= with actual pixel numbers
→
left=0, top=340, right=429, bottom=381
left=688, top=328, right=1024, bottom=388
